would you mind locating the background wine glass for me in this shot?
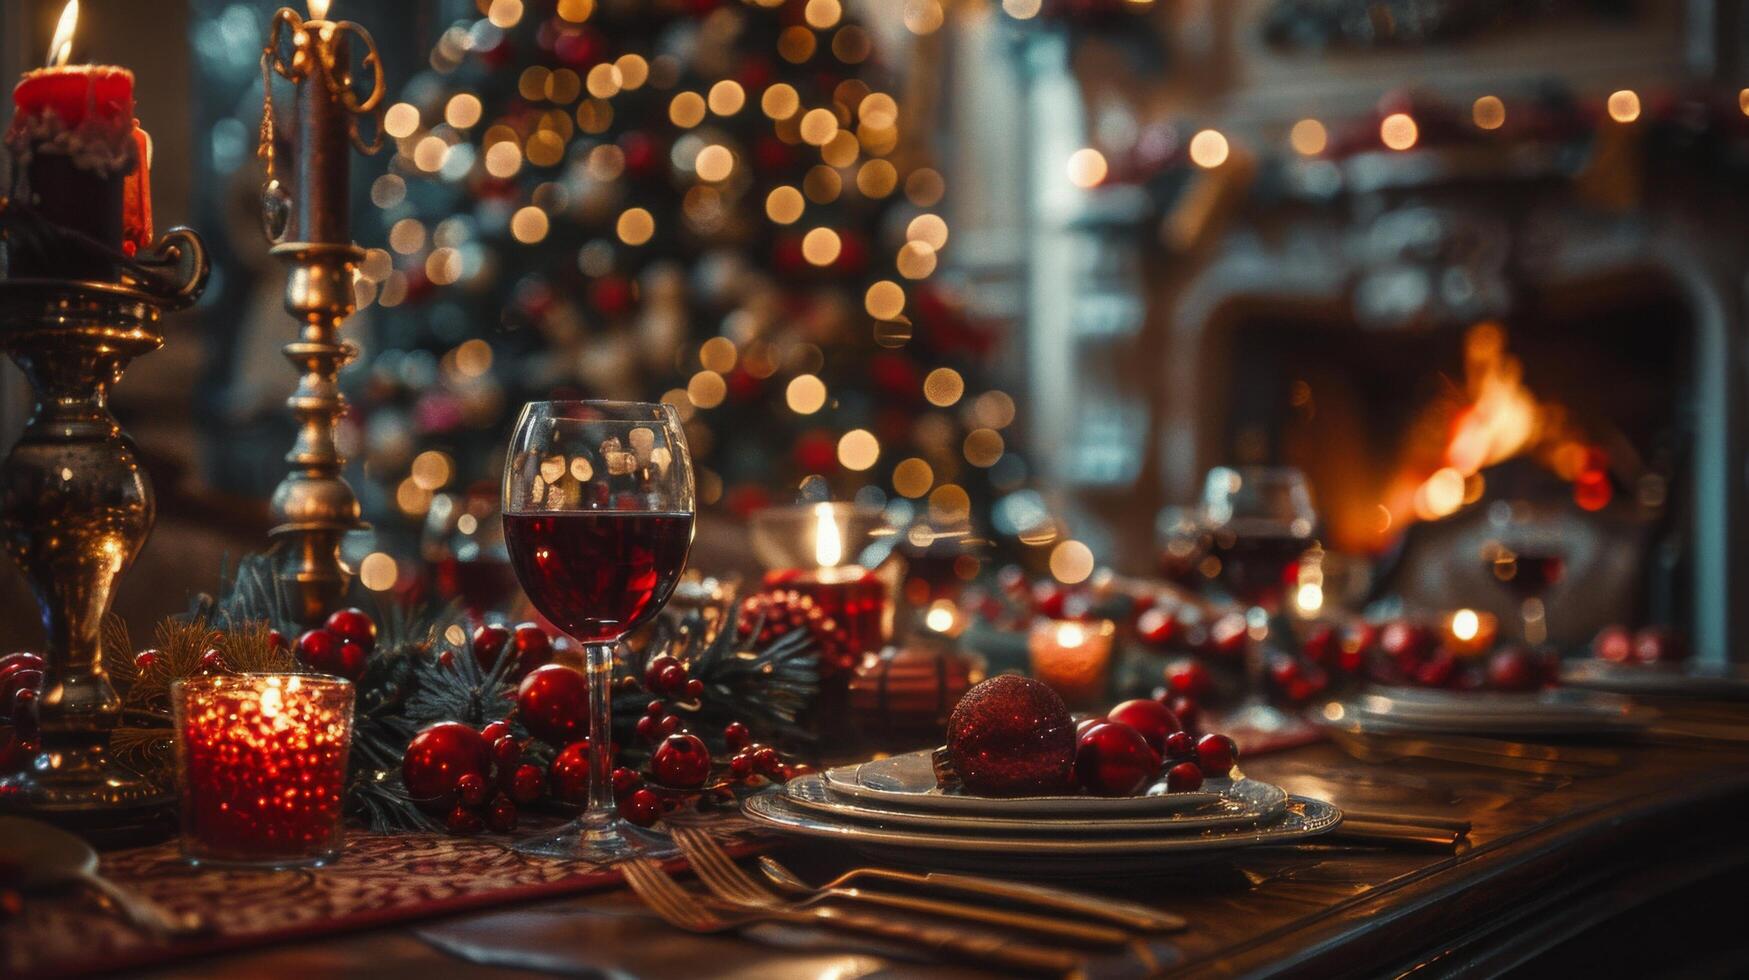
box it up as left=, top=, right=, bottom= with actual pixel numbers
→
left=1154, top=504, right=1212, bottom=590
left=501, top=401, right=695, bottom=861
left=1482, top=504, right=1566, bottom=648
left=1202, top=466, right=1317, bottom=728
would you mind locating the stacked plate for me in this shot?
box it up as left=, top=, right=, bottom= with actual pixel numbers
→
left=742, top=749, right=1340, bottom=876
left=1560, top=660, right=1749, bottom=702
left=1327, top=686, right=1655, bottom=737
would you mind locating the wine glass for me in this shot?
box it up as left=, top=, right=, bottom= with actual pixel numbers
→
left=1481, top=504, right=1565, bottom=648
left=1154, top=504, right=1211, bottom=589
left=502, top=401, right=695, bottom=861
left=1202, top=466, right=1316, bottom=728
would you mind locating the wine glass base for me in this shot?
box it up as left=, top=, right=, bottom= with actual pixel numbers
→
left=511, top=815, right=677, bottom=864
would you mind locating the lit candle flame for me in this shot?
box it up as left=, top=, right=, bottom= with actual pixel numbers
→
left=47, top=0, right=78, bottom=67
left=812, top=501, right=844, bottom=568
left=1452, top=608, right=1480, bottom=642
left=308, top=0, right=332, bottom=20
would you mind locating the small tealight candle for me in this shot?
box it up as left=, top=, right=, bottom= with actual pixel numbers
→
left=173, top=673, right=354, bottom=868
left=761, top=502, right=890, bottom=675
left=1445, top=607, right=1498, bottom=656
left=1028, top=618, right=1115, bottom=709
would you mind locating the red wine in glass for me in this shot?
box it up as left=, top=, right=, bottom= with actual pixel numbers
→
left=1210, top=527, right=1311, bottom=608
left=1488, top=550, right=1565, bottom=600
left=503, top=512, right=695, bottom=643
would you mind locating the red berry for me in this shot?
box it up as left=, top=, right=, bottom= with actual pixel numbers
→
left=456, top=772, right=490, bottom=807
left=1074, top=721, right=1155, bottom=797
left=1195, top=733, right=1237, bottom=776
left=480, top=720, right=512, bottom=744
left=1165, top=658, right=1213, bottom=699
left=133, top=649, right=162, bottom=673
left=491, top=734, right=521, bottom=776
left=1168, top=696, right=1202, bottom=735
left=657, top=663, right=688, bottom=696
left=636, top=715, right=658, bottom=740
left=1380, top=621, right=1434, bottom=666
left=1136, top=606, right=1177, bottom=646
left=267, top=629, right=288, bottom=651
left=752, top=745, right=784, bottom=778
left=1032, top=581, right=1067, bottom=618
left=1486, top=647, right=1540, bottom=691
left=509, top=623, right=552, bottom=676
left=1591, top=625, right=1634, bottom=664
left=651, top=732, right=711, bottom=789
left=729, top=752, right=754, bottom=779
left=658, top=714, right=680, bottom=736
left=612, top=766, right=643, bottom=799
left=1163, top=730, right=1195, bottom=760
left=446, top=805, right=483, bottom=835
left=486, top=795, right=518, bottom=832
left=723, top=721, right=751, bottom=750
left=335, top=641, right=368, bottom=680
left=295, top=628, right=341, bottom=673
left=685, top=678, right=705, bottom=699
left=1166, top=761, right=1204, bottom=793
left=645, top=700, right=665, bottom=717
left=1107, top=699, right=1179, bottom=758
left=324, top=607, right=377, bottom=653
left=516, top=664, right=589, bottom=746
left=1074, top=716, right=1103, bottom=741
left=1413, top=652, right=1456, bottom=688
left=622, top=788, right=661, bottom=827
left=510, top=763, right=544, bottom=804
left=1206, top=614, right=1249, bottom=658
left=199, top=649, right=229, bottom=675
left=643, top=654, right=682, bottom=693
left=471, top=624, right=512, bottom=672
left=438, top=650, right=456, bottom=669
left=549, top=740, right=591, bottom=803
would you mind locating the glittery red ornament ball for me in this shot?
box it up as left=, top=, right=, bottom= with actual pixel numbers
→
left=517, top=664, right=589, bottom=746
left=942, top=675, right=1075, bottom=797
left=403, top=722, right=492, bottom=813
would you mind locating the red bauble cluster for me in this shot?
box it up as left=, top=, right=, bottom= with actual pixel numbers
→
left=736, top=589, right=852, bottom=666
left=939, top=675, right=1077, bottom=796
left=0, top=652, right=44, bottom=774
left=404, top=719, right=538, bottom=835
left=294, top=607, right=376, bottom=680
left=1074, top=697, right=1239, bottom=797
left=469, top=622, right=553, bottom=679
left=1592, top=625, right=1688, bottom=666
left=1336, top=619, right=1560, bottom=693
left=516, top=664, right=589, bottom=746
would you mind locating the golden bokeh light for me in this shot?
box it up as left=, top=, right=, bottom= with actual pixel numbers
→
left=576, top=98, right=613, bottom=133
left=695, top=144, right=733, bottom=181
left=546, top=68, right=582, bottom=104
left=799, top=108, right=840, bottom=146
left=425, top=248, right=462, bottom=285
left=518, top=67, right=550, bottom=101
left=687, top=370, right=727, bottom=409
left=778, top=25, right=817, bottom=63
left=963, top=427, right=1004, bottom=466
left=1473, top=95, right=1506, bottom=130
left=384, top=101, right=420, bottom=139
left=1608, top=89, right=1640, bottom=123
left=1189, top=129, right=1229, bottom=168
left=1049, top=540, right=1095, bottom=585
left=557, top=0, right=593, bottom=22
left=411, top=450, right=453, bottom=490
left=906, top=213, right=949, bottom=250
left=510, top=206, right=550, bottom=244
left=833, top=24, right=871, bottom=62
left=708, top=79, right=745, bottom=116
left=905, top=168, right=945, bottom=206
left=699, top=337, right=737, bottom=373
left=893, top=457, right=934, bottom=498
left=617, top=207, right=655, bottom=245
left=1289, top=118, right=1326, bottom=156
left=1380, top=112, right=1418, bottom=150
left=929, top=483, right=971, bottom=523
left=669, top=91, right=706, bottom=128
left=903, top=0, right=944, bottom=33
left=859, top=92, right=898, bottom=128
left=803, top=164, right=843, bottom=203
left=525, top=130, right=564, bottom=166
left=857, top=158, right=898, bottom=197
left=766, top=185, right=805, bottom=224
left=1066, top=147, right=1107, bottom=188
left=1003, top=0, right=1043, bottom=16
left=455, top=338, right=493, bottom=377
left=972, top=390, right=1017, bottom=428
left=1740, top=89, right=1749, bottom=116
left=822, top=130, right=860, bottom=167
left=805, top=0, right=842, bottom=29
left=389, top=217, right=426, bottom=254
left=837, top=429, right=880, bottom=470
left=786, top=374, right=828, bottom=414
left=360, top=552, right=399, bottom=592
left=445, top=93, right=482, bottom=129
left=412, top=135, right=449, bottom=172
left=487, top=0, right=523, bottom=28
left=585, top=63, right=622, bottom=99
left=897, top=241, right=937, bottom=279
left=801, top=227, right=843, bottom=265
left=865, top=280, right=905, bottom=319
left=762, top=83, right=800, bottom=119
left=923, top=367, right=965, bottom=407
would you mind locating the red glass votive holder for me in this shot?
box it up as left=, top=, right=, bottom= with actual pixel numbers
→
left=763, top=565, right=888, bottom=675
left=172, top=674, right=354, bottom=869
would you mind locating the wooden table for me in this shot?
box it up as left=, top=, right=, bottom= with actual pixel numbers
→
left=131, top=716, right=1749, bottom=978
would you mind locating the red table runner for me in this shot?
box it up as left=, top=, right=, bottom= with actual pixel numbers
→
left=4, top=818, right=765, bottom=977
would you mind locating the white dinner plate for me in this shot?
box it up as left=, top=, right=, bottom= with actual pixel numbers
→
left=1560, top=660, right=1749, bottom=701
left=743, top=792, right=1341, bottom=876
left=789, top=773, right=1287, bottom=834
left=1330, top=687, right=1652, bottom=737
left=822, top=749, right=1224, bottom=816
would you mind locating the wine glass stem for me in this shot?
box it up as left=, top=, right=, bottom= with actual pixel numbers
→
left=583, top=641, right=618, bottom=830
left=1521, top=598, right=1547, bottom=647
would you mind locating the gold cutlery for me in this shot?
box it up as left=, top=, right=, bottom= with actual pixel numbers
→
left=670, top=826, right=1128, bottom=946
left=756, top=855, right=1185, bottom=933
left=1328, top=728, right=1593, bottom=776
left=0, top=817, right=205, bottom=938
left=1337, top=809, right=1472, bottom=834
left=618, top=854, right=1082, bottom=975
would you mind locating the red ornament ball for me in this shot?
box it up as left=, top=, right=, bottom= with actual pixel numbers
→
left=549, top=740, right=592, bottom=804
left=1074, top=721, right=1157, bottom=797
left=517, top=664, right=589, bottom=746
left=1162, top=730, right=1195, bottom=761
left=723, top=721, right=751, bottom=751
left=403, top=722, right=492, bottom=812
left=324, top=607, right=377, bottom=653
left=622, top=787, right=661, bottom=827
left=1591, top=626, right=1633, bottom=664
left=132, top=649, right=160, bottom=673
left=1195, top=733, right=1237, bottom=777
left=456, top=772, right=490, bottom=807
left=510, top=763, right=545, bottom=804
left=472, top=624, right=512, bottom=672
left=1486, top=646, right=1541, bottom=691
left=1106, top=698, right=1179, bottom=758
left=507, top=623, right=553, bottom=677
left=446, top=805, right=484, bottom=835
left=480, top=720, right=512, bottom=745
left=941, top=675, right=1076, bottom=797
left=486, top=795, right=518, bottom=833
left=1166, top=761, right=1204, bottom=793
left=1164, top=658, right=1212, bottom=699
left=294, top=628, right=343, bottom=674
left=1137, top=607, right=1178, bottom=646
left=651, top=732, right=711, bottom=789
left=612, top=766, right=643, bottom=800
left=335, top=642, right=368, bottom=680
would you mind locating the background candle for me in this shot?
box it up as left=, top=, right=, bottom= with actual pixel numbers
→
left=173, top=674, right=354, bottom=868
left=289, top=6, right=351, bottom=244
left=1028, top=618, right=1115, bottom=710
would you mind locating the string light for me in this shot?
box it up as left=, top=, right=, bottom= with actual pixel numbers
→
left=838, top=429, right=879, bottom=470
left=906, top=213, right=948, bottom=250
left=617, top=207, right=655, bottom=245
left=1289, top=118, right=1326, bottom=156
left=1380, top=112, right=1418, bottom=150
left=708, top=80, right=746, bottom=115
left=1066, top=148, right=1107, bottom=188
left=1473, top=95, right=1506, bottom=130
left=786, top=374, right=828, bottom=414
left=1188, top=129, right=1229, bottom=168
left=1607, top=89, right=1640, bottom=123
left=766, top=186, right=805, bottom=224
left=801, top=227, right=842, bottom=265
left=865, top=280, right=905, bottom=319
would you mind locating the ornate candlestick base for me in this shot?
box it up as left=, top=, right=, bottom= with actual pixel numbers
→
left=0, top=231, right=206, bottom=840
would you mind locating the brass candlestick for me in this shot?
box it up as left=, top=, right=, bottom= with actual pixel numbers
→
left=0, top=227, right=207, bottom=832
left=258, top=4, right=383, bottom=625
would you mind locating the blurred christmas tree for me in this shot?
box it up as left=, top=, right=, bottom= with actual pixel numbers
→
left=348, top=0, right=1020, bottom=599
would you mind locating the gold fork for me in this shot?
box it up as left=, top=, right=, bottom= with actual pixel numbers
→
left=618, top=854, right=1082, bottom=975
left=669, top=825, right=1128, bottom=946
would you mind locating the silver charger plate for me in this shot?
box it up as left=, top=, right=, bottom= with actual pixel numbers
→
left=788, top=773, right=1288, bottom=834
left=823, top=749, right=1223, bottom=816
left=742, top=792, right=1341, bottom=876
left=1330, top=687, right=1653, bottom=736
left=1560, top=660, right=1749, bottom=701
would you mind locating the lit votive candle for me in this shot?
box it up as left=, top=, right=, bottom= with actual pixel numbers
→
left=1445, top=608, right=1499, bottom=656
left=173, top=674, right=354, bottom=868
left=1028, top=618, right=1115, bottom=710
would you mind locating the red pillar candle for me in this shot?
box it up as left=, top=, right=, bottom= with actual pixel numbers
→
left=172, top=674, right=355, bottom=868
left=4, top=2, right=152, bottom=278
